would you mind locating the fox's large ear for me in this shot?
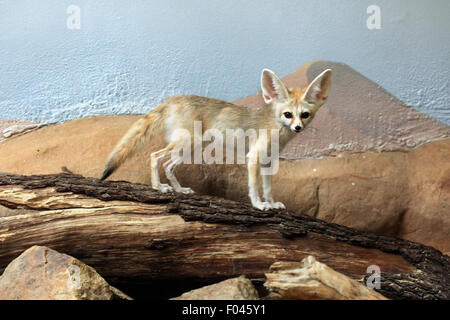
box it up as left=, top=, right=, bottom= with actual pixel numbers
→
left=261, top=69, right=289, bottom=104
left=303, top=69, right=332, bottom=106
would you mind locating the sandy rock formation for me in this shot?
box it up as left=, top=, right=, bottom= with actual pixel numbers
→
left=0, top=116, right=447, bottom=253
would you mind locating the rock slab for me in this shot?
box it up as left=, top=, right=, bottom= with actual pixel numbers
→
left=171, top=276, right=259, bottom=300
left=265, top=256, right=388, bottom=300
left=0, top=245, right=131, bottom=300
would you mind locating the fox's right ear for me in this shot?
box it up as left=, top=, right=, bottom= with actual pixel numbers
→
left=261, top=69, right=289, bottom=104
left=303, top=69, right=332, bottom=107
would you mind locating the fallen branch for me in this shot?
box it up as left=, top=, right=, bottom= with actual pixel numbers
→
left=0, top=173, right=448, bottom=299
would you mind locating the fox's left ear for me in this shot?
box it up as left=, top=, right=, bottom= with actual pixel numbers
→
left=303, top=69, right=332, bottom=107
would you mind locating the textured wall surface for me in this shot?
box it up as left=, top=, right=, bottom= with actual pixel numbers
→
left=0, top=0, right=449, bottom=124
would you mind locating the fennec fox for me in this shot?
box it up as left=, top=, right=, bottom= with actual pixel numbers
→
left=101, top=68, right=332, bottom=210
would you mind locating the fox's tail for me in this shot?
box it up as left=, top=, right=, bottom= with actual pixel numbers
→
left=100, top=113, right=160, bottom=180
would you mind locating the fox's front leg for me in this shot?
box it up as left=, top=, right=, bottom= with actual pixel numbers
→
left=261, top=170, right=285, bottom=210
left=247, top=149, right=272, bottom=211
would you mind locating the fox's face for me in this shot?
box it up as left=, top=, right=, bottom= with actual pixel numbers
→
left=261, top=68, right=332, bottom=133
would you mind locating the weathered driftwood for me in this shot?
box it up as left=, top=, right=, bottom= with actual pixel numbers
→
left=0, top=173, right=448, bottom=300
left=265, top=256, right=388, bottom=300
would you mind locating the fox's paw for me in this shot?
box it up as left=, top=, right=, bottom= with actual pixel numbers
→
left=158, top=184, right=174, bottom=193
left=176, top=187, right=194, bottom=194
left=253, top=201, right=272, bottom=211
left=271, top=201, right=286, bottom=210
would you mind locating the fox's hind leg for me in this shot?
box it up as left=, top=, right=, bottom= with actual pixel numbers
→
left=151, top=137, right=194, bottom=194
left=162, top=156, right=194, bottom=194
left=150, top=146, right=173, bottom=193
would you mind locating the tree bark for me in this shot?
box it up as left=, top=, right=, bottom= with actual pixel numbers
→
left=0, top=173, right=448, bottom=300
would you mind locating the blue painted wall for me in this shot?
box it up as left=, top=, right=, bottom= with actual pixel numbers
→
left=0, top=0, right=449, bottom=124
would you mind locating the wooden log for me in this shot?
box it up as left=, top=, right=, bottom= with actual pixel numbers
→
left=265, top=256, right=388, bottom=300
left=0, top=173, right=448, bottom=300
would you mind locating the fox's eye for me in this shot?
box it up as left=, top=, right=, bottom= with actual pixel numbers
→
left=283, top=112, right=293, bottom=119
left=301, top=112, right=310, bottom=119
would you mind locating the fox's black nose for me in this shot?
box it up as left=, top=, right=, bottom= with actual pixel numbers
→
left=295, top=125, right=302, bottom=132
